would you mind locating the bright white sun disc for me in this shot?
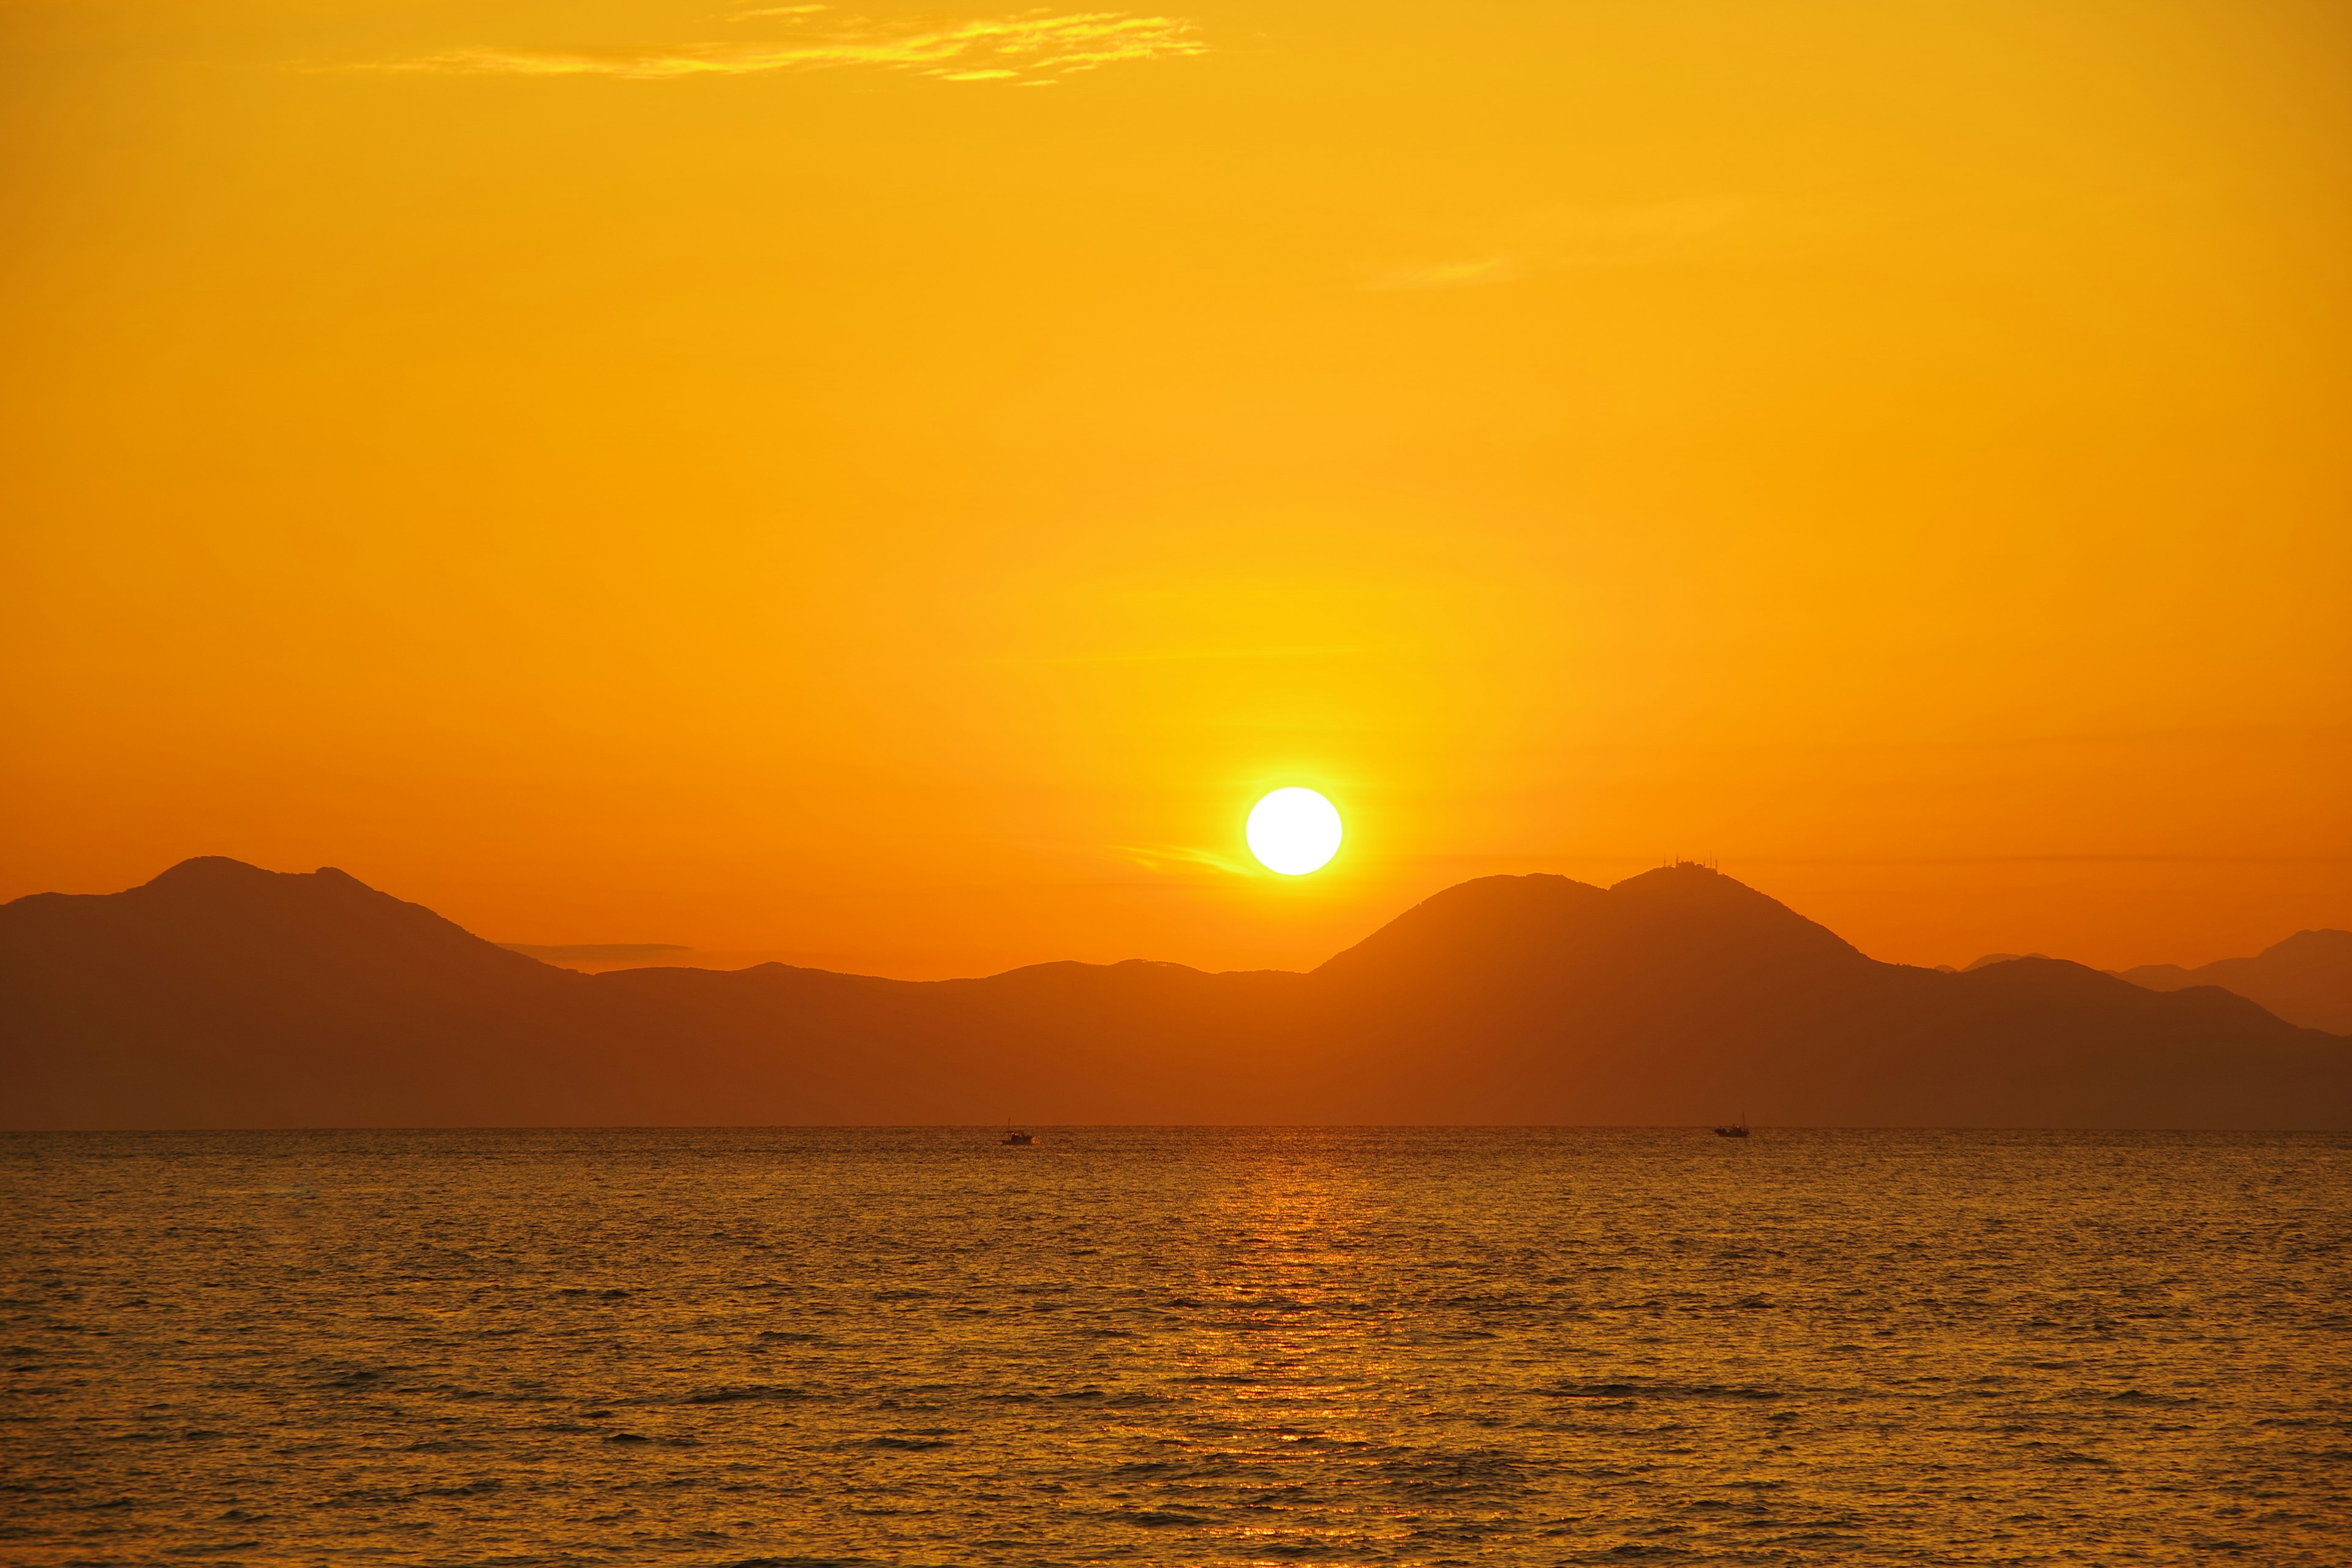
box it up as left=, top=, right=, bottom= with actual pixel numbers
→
left=1246, top=788, right=1343, bottom=875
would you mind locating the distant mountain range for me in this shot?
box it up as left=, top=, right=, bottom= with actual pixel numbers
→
left=497, top=941, right=695, bottom=970
left=2111, top=930, right=2351, bottom=1036
left=2, top=858, right=2344, bottom=1130
left=1939, top=934, right=2350, bottom=1035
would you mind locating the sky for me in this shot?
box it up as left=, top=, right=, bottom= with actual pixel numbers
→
left=4, top=0, right=2348, bottom=978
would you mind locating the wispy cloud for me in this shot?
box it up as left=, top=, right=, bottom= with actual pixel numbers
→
left=1366, top=198, right=1751, bottom=291
left=377, top=9, right=1204, bottom=85
left=1113, top=843, right=1256, bottom=876
left=1009, top=643, right=1372, bottom=666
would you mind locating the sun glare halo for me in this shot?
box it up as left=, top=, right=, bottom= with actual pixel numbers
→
left=1246, top=788, right=1343, bottom=875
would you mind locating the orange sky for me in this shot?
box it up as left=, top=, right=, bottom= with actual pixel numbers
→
left=4, top=0, right=2348, bottom=977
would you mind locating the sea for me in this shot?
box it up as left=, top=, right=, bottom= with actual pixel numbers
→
left=2, top=1128, right=2346, bottom=1566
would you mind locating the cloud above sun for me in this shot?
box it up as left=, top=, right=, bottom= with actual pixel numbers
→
left=376, top=8, right=1205, bottom=85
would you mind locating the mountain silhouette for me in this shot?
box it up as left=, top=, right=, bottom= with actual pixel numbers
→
left=499, top=942, right=693, bottom=965
left=2114, top=929, right=2352, bottom=1035
left=2, top=858, right=2343, bottom=1129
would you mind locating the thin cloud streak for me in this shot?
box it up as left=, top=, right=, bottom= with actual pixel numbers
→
left=1114, top=844, right=1256, bottom=876
left=1006, top=644, right=1375, bottom=666
left=377, top=10, right=1204, bottom=84
left=1367, top=197, right=1751, bottom=291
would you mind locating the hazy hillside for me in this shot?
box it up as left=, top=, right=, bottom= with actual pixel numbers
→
left=2115, top=930, right=2352, bottom=1035
left=2, top=859, right=2344, bottom=1129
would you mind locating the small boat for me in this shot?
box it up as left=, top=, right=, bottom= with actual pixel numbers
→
left=1000, top=1120, right=1036, bottom=1146
left=1713, top=1112, right=1750, bottom=1139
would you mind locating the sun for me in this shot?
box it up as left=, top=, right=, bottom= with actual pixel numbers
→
left=1246, top=788, right=1343, bottom=875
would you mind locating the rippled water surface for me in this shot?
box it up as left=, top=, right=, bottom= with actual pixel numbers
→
left=4, top=1128, right=2348, bottom=1566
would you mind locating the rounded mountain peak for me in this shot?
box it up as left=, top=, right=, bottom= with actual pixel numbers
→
left=1604, top=862, right=1865, bottom=963
left=146, top=856, right=275, bottom=888
left=1313, top=874, right=1609, bottom=980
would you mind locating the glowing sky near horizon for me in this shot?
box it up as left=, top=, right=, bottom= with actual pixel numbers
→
left=2, top=0, right=2346, bottom=977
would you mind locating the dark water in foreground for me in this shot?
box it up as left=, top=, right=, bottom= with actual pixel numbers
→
left=2, top=1129, right=2347, bottom=1566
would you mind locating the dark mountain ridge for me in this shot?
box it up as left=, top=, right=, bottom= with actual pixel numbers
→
left=2, top=858, right=2343, bottom=1129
